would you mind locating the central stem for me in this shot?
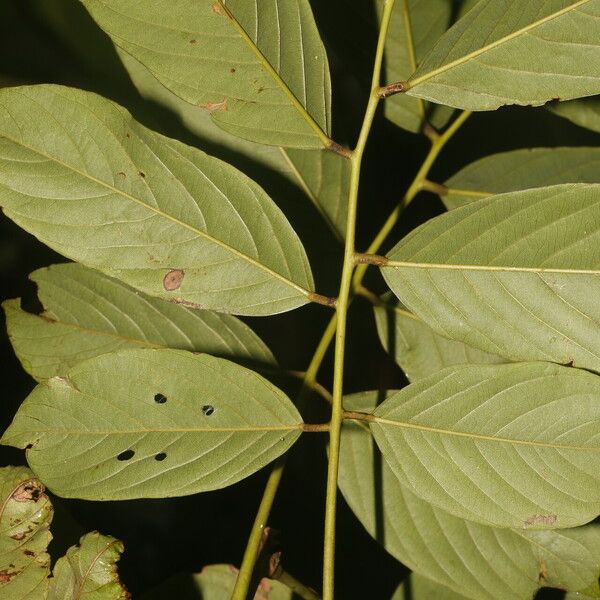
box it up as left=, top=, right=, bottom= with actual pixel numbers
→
left=322, top=2, right=396, bottom=598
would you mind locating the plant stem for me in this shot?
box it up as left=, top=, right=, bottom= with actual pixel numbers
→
left=231, top=316, right=338, bottom=600
left=352, top=109, right=472, bottom=292
left=232, top=81, right=471, bottom=600
left=322, top=2, right=396, bottom=598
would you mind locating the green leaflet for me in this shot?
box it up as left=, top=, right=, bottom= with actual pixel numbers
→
left=441, top=147, right=600, bottom=209
left=391, top=574, right=471, bottom=600
left=2, top=349, right=303, bottom=500
left=0, top=85, right=315, bottom=316
left=118, top=49, right=349, bottom=240
left=382, top=184, right=600, bottom=371
left=404, top=0, right=600, bottom=110
left=142, top=564, right=296, bottom=600
left=550, top=96, right=600, bottom=134
left=340, top=392, right=600, bottom=600
left=48, top=532, right=129, bottom=600
left=373, top=293, right=505, bottom=381
left=378, top=0, right=453, bottom=133
left=367, top=363, right=600, bottom=529
left=0, top=467, right=53, bottom=600
left=4, top=263, right=276, bottom=382
left=80, top=0, right=332, bottom=148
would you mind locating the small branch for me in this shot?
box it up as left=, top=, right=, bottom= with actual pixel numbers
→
left=276, top=571, right=321, bottom=600
left=327, top=140, right=353, bottom=160
left=308, top=292, right=337, bottom=308
left=355, top=285, right=385, bottom=307
left=302, top=423, right=330, bottom=433
left=353, top=252, right=389, bottom=266
left=285, top=370, right=333, bottom=405
left=421, top=179, right=448, bottom=195
left=377, top=80, right=407, bottom=98
left=421, top=122, right=440, bottom=143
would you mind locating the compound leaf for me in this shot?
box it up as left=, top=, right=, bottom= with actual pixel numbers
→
left=2, top=349, right=302, bottom=500
left=368, top=362, right=600, bottom=529
left=404, top=0, right=600, bottom=110
left=0, top=85, right=315, bottom=316
left=80, top=0, right=332, bottom=148
left=382, top=184, right=600, bottom=371
left=4, top=263, right=275, bottom=382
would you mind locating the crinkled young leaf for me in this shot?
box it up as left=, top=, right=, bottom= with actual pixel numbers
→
left=0, top=467, right=52, bottom=600
left=441, top=147, right=600, bottom=209
left=2, top=349, right=303, bottom=500
left=48, top=532, right=129, bottom=600
left=382, top=184, right=600, bottom=372
left=4, top=263, right=275, bottom=382
left=118, top=50, right=349, bottom=241
left=0, top=85, right=315, bottom=316
left=340, top=392, right=600, bottom=600
left=550, top=96, right=600, bottom=134
left=404, top=0, right=600, bottom=110
left=368, top=362, right=600, bottom=529
left=374, top=293, right=505, bottom=381
left=80, top=0, right=332, bottom=149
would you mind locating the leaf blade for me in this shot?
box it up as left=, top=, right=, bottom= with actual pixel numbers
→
left=80, top=0, right=332, bottom=148
left=369, top=362, right=600, bottom=529
left=340, top=391, right=600, bottom=600
left=382, top=184, right=600, bottom=371
left=2, top=349, right=303, bottom=500
left=0, top=85, right=315, bottom=316
left=405, top=0, right=600, bottom=110
left=4, top=263, right=276, bottom=382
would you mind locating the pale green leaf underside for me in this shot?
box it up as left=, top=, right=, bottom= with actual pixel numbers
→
left=442, top=147, right=600, bottom=209
left=2, top=349, right=302, bottom=500
left=379, top=0, right=452, bottom=133
left=341, top=393, right=600, bottom=600
left=80, top=0, right=331, bottom=148
left=0, top=467, right=53, bottom=600
left=391, top=574, right=471, bottom=600
left=119, top=49, right=349, bottom=239
left=374, top=293, right=505, bottom=381
left=48, top=532, right=128, bottom=600
left=0, top=85, right=315, bottom=316
left=4, top=263, right=275, bottom=382
left=550, top=96, right=600, bottom=134
left=369, top=362, right=600, bottom=529
left=406, top=0, right=600, bottom=110
left=382, top=184, right=600, bottom=372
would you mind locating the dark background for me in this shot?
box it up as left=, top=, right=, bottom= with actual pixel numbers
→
left=0, top=1, right=597, bottom=597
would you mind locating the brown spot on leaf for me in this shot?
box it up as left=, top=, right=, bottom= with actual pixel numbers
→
left=163, top=269, right=184, bottom=291
left=230, top=68, right=236, bottom=73
left=23, top=550, right=35, bottom=557
left=189, top=39, right=198, bottom=44
left=125, top=132, right=131, bottom=139
left=138, top=171, right=146, bottom=178
left=117, top=171, right=126, bottom=178
left=257, top=87, right=265, bottom=93
left=11, top=532, right=26, bottom=541
left=0, top=570, right=20, bottom=583
left=538, top=557, right=548, bottom=582
left=523, top=514, right=557, bottom=528
left=212, top=2, right=223, bottom=14
left=199, top=98, right=228, bottom=112
left=11, top=480, right=44, bottom=503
